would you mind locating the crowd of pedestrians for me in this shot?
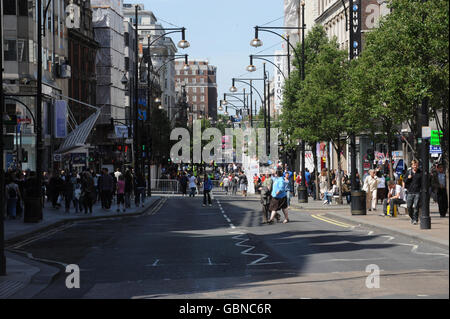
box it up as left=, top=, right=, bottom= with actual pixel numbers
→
left=3, top=166, right=150, bottom=220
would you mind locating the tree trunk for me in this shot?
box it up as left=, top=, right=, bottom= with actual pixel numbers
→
left=334, top=139, right=343, bottom=205
left=386, top=122, right=394, bottom=181
left=312, top=142, right=320, bottom=200
left=326, top=141, right=331, bottom=189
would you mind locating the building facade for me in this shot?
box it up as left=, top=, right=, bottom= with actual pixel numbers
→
left=2, top=0, right=70, bottom=171
left=283, top=0, right=392, bottom=175
left=123, top=3, right=178, bottom=124
left=175, top=59, right=217, bottom=125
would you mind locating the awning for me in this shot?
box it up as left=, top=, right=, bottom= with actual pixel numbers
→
left=56, top=109, right=101, bottom=153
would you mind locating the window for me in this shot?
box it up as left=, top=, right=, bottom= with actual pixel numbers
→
left=192, top=95, right=197, bottom=102
left=17, top=40, right=27, bottom=62
left=4, top=40, right=17, bottom=61
left=200, top=78, right=205, bottom=84
left=18, top=0, right=28, bottom=16
left=3, top=0, right=16, bottom=15
left=192, top=87, right=197, bottom=93
left=200, top=96, right=204, bottom=102
left=200, top=87, right=205, bottom=93
left=124, top=33, right=130, bottom=46
left=125, top=57, right=130, bottom=71
left=192, top=78, right=196, bottom=84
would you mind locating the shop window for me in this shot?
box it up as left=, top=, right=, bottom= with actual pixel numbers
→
left=18, top=0, right=28, bottom=16
left=3, top=40, right=17, bottom=61
left=3, top=0, right=16, bottom=15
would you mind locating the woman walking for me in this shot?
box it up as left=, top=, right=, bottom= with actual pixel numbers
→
left=319, top=169, right=328, bottom=200
left=116, top=174, right=126, bottom=212
left=223, top=174, right=231, bottom=195
left=268, top=170, right=289, bottom=224
left=202, top=173, right=213, bottom=207
left=81, top=171, right=95, bottom=214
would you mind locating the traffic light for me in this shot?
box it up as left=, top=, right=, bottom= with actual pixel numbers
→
left=367, top=148, right=374, bottom=161
left=22, top=149, right=28, bottom=162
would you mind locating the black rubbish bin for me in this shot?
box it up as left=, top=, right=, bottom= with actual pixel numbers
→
left=24, top=197, right=42, bottom=223
left=297, top=185, right=308, bottom=203
left=351, top=190, right=367, bottom=215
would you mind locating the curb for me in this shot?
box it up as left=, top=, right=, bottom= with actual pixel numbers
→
left=4, top=251, right=61, bottom=299
left=5, top=197, right=162, bottom=248
left=324, top=211, right=449, bottom=250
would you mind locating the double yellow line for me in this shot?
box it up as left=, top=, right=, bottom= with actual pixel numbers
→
left=311, top=214, right=353, bottom=228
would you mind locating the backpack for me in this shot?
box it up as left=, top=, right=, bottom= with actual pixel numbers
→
left=8, top=185, right=17, bottom=198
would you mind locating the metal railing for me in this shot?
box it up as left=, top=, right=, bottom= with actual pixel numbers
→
left=149, top=179, right=222, bottom=194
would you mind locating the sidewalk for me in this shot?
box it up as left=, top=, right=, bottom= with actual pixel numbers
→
left=4, top=196, right=161, bottom=244
left=1, top=195, right=161, bottom=299
left=290, top=198, right=449, bottom=249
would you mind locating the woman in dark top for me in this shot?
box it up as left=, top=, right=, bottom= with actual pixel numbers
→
left=81, top=171, right=95, bottom=214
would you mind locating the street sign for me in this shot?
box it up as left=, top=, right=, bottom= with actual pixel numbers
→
left=3, top=115, right=17, bottom=125
left=17, top=118, right=32, bottom=124
left=429, top=145, right=442, bottom=154
left=54, top=154, right=62, bottom=162
left=430, top=130, right=442, bottom=146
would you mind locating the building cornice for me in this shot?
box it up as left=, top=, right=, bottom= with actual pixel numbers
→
left=315, top=0, right=348, bottom=24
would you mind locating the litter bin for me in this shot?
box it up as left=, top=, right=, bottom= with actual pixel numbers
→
left=297, top=185, right=308, bottom=203
left=24, top=197, right=42, bottom=223
left=351, top=190, right=366, bottom=215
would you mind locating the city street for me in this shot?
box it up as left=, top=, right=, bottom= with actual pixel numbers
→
left=9, top=191, right=448, bottom=299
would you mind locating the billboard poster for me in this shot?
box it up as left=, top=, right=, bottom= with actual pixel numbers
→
left=349, top=0, right=362, bottom=59
left=54, top=100, right=68, bottom=138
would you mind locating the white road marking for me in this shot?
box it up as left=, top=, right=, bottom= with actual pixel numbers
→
left=382, top=236, right=449, bottom=257
left=208, top=258, right=212, bottom=265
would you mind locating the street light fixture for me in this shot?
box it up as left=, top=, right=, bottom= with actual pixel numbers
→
left=229, top=79, right=238, bottom=93
left=250, top=28, right=263, bottom=47
left=177, top=28, right=190, bottom=49
left=247, top=56, right=256, bottom=72
left=121, top=74, right=129, bottom=86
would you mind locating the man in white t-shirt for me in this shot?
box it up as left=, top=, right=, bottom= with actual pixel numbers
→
left=188, top=174, right=197, bottom=197
left=381, top=180, right=405, bottom=217
left=114, top=168, right=122, bottom=180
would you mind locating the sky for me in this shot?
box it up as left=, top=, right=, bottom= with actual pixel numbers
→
left=135, top=0, right=285, bottom=116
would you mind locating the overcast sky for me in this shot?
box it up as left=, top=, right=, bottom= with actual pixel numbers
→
left=135, top=0, right=285, bottom=115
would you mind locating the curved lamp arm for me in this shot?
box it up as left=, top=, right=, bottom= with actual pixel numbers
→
left=233, top=79, right=264, bottom=106
left=154, top=54, right=188, bottom=75
left=251, top=56, right=287, bottom=81
left=256, top=27, right=302, bottom=66
left=4, top=97, right=37, bottom=132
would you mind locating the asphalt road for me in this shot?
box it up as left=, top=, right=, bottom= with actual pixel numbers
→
left=11, top=191, right=449, bottom=299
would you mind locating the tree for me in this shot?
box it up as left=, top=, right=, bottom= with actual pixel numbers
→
left=280, top=25, right=331, bottom=196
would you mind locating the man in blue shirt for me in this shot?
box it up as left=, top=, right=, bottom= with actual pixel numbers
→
left=268, top=170, right=289, bottom=224
left=305, top=168, right=311, bottom=196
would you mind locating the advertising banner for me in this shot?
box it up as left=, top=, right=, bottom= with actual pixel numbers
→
left=54, top=100, right=68, bottom=138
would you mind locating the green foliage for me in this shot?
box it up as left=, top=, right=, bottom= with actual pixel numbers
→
left=280, top=0, right=448, bottom=166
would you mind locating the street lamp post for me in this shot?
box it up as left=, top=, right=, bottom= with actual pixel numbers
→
left=250, top=8, right=307, bottom=200
left=132, top=5, right=190, bottom=175
left=298, top=1, right=308, bottom=203
left=134, top=5, right=140, bottom=174
left=0, top=0, right=6, bottom=276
